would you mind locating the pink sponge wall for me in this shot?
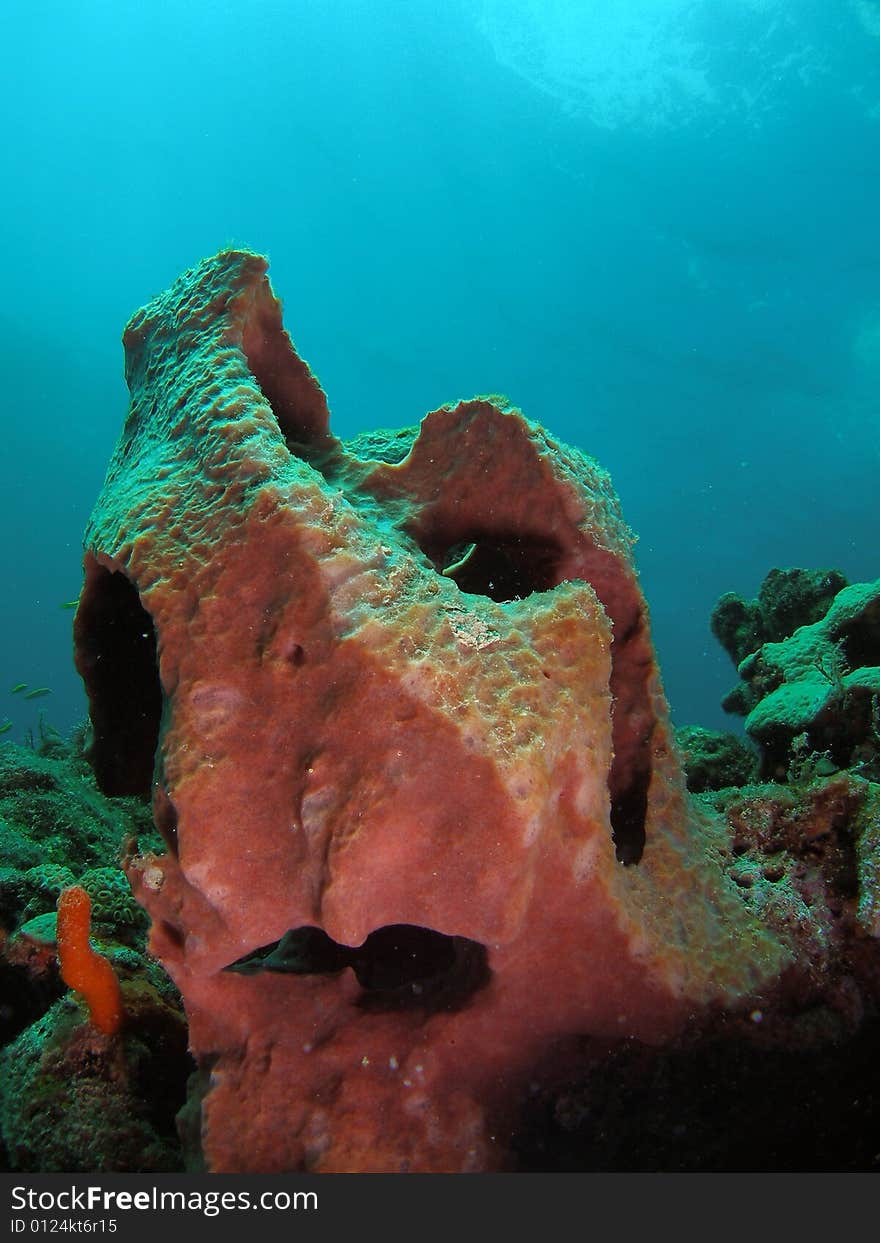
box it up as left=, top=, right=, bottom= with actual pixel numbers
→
left=74, top=250, right=789, bottom=1171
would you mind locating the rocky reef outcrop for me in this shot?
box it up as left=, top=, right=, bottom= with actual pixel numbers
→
left=712, top=568, right=880, bottom=782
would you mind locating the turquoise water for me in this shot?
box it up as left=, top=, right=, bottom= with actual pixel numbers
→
left=2, top=0, right=878, bottom=739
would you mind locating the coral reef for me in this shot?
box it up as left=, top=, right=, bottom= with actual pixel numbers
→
left=2, top=987, right=185, bottom=1173
left=68, top=249, right=879, bottom=1173
left=0, top=736, right=190, bottom=1172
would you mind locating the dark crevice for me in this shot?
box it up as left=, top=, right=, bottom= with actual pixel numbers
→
left=73, top=563, right=162, bottom=799
left=610, top=763, right=651, bottom=867
left=557, top=548, right=655, bottom=867
left=152, top=781, right=179, bottom=854
left=836, top=606, right=880, bottom=671
left=607, top=699, right=652, bottom=866
left=0, top=959, right=65, bottom=1045
left=225, top=923, right=491, bottom=1014
left=606, top=615, right=654, bottom=867
left=157, top=920, right=186, bottom=953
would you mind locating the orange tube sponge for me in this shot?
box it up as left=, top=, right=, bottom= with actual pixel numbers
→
left=56, top=885, right=124, bottom=1036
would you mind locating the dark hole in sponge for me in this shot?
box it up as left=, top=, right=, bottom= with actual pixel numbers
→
left=413, top=506, right=656, bottom=866
left=431, top=534, right=561, bottom=603
left=225, top=923, right=491, bottom=1014
left=73, top=564, right=162, bottom=799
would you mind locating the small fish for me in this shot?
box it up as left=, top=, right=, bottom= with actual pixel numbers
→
left=60, top=599, right=79, bottom=610
left=23, top=687, right=52, bottom=700
left=10, top=683, right=27, bottom=694
left=0, top=721, right=12, bottom=734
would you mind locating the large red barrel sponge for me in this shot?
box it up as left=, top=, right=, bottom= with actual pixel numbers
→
left=56, top=886, right=124, bottom=1036
left=75, top=249, right=797, bottom=1172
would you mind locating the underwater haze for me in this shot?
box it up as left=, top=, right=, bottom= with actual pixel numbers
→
left=1, top=0, right=879, bottom=740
